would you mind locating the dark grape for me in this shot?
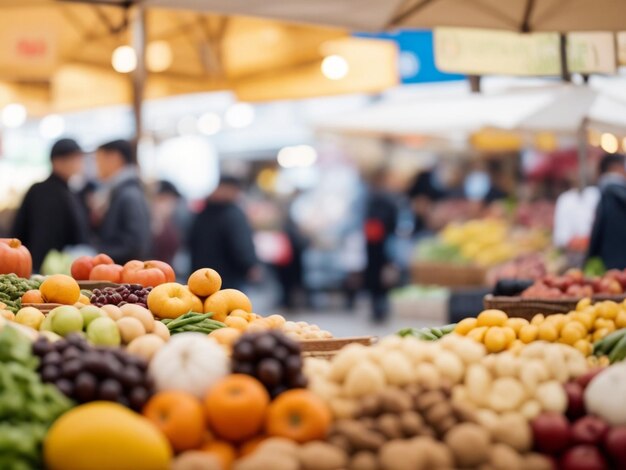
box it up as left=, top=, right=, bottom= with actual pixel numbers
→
left=253, top=335, right=277, bottom=357
left=273, top=346, right=289, bottom=361
left=83, top=351, right=108, bottom=376
left=42, top=351, right=63, bottom=367
left=54, top=341, right=68, bottom=353
left=74, top=372, right=97, bottom=402
left=232, top=340, right=255, bottom=361
left=119, top=366, right=142, bottom=389
left=62, top=346, right=81, bottom=361
left=285, top=355, right=303, bottom=378
left=128, top=386, right=149, bottom=410
left=257, top=358, right=283, bottom=386
left=32, top=338, right=53, bottom=357
left=270, top=385, right=288, bottom=398
left=98, top=379, right=122, bottom=401
left=127, top=294, right=138, bottom=303
left=55, top=378, right=74, bottom=397
left=233, top=362, right=256, bottom=376
left=41, top=364, right=60, bottom=382
left=61, top=359, right=83, bottom=379
left=289, top=373, right=308, bottom=388
left=66, top=333, right=88, bottom=349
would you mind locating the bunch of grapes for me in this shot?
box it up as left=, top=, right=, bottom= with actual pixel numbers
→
left=231, top=330, right=307, bottom=398
left=32, top=333, right=153, bottom=411
left=90, top=284, right=152, bottom=308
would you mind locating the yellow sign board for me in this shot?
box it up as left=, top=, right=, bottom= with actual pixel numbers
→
left=435, top=28, right=617, bottom=76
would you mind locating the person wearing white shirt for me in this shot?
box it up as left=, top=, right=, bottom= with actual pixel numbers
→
left=553, top=186, right=600, bottom=248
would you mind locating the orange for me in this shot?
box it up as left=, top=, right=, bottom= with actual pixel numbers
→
left=203, top=289, right=252, bottom=322
left=188, top=268, right=222, bottom=298
left=143, top=391, right=206, bottom=453
left=265, top=389, right=331, bottom=443
left=224, top=316, right=248, bottom=331
left=209, top=327, right=241, bottom=347
left=199, top=441, right=236, bottom=470
left=21, top=289, right=44, bottom=304
left=204, top=375, right=269, bottom=442
left=40, top=274, right=80, bottom=305
left=147, top=283, right=203, bottom=319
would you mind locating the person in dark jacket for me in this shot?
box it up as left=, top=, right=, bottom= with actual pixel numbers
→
left=364, top=168, right=398, bottom=322
left=12, top=138, right=89, bottom=272
left=588, top=153, right=626, bottom=270
left=189, top=177, right=258, bottom=290
left=93, top=140, right=151, bottom=264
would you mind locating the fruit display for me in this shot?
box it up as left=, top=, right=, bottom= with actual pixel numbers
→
left=90, top=284, right=152, bottom=308
left=0, top=238, right=32, bottom=278
left=281, top=319, right=333, bottom=340
left=71, top=255, right=175, bottom=287
left=521, top=269, right=626, bottom=299
left=0, top=273, right=41, bottom=313
left=161, top=312, right=226, bottom=335
left=0, top=327, right=73, bottom=469
left=486, top=252, right=550, bottom=285
left=33, top=333, right=154, bottom=411
left=231, top=331, right=308, bottom=398
left=397, top=324, right=456, bottom=341
left=456, top=299, right=626, bottom=356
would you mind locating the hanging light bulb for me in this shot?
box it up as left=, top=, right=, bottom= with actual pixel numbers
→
left=147, top=41, right=173, bottom=72
left=1, top=103, right=27, bottom=128
left=112, top=45, right=137, bottom=73
left=601, top=133, right=619, bottom=153
left=197, top=112, right=222, bottom=136
left=321, top=55, right=349, bottom=80
left=39, top=114, right=65, bottom=139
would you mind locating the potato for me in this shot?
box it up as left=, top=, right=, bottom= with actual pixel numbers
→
left=520, top=400, right=542, bottom=420
left=434, top=351, right=465, bottom=384
left=380, top=351, right=413, bottom=386
left=494, top=352, right=520, bottom=378
left=415, top=390, right=446, bottom=412
left=488, top=444, right=523, bottom=470
left=400, top=338, right=430, bottom=363
left=444, top=423, right=491, bottom=468
left=172, top=451, right=221, bottom=470
left=535, top=380, right=567, bottom=413
left=466, top=364, right=492, bottom=406
left=414, top=363, right=441, bottom=390
left=492, top=412, right=532, bottom=452
left=379, top=388, right=413, bottom=413
left=234, top=453, right=299, bottom=470
left=298, top=442, right=348, bottom=470
left=376, top=414, right=404, bottom=440
left=379, top=440, right=427, bottom=470
left=544, top=345, right=568, bottom=383
left=256, top=438, right=299, bottom=458
left=330, top=397, right=359, bottom=419
left=344, top=361, right=386, bottom=398
left=421, top=440, right=454, bottom=468
left=399, top=411, right=424, bottom=437
left=329, top=344, right=368, bottom=382
left=335, top=420, right=385, bottom=451
left=488, top=377, right=526, bottom=412
left=116, top=316, right=146, bottom=344
left=349, top=451, right=379, bottom=470
left=522, top=453, right=554, bottom=470
left=518, top=359, right=550, bottom=393
left=126, top=334, right=165, bottom=361
left=310, top=379, right=341, bottom=403
left=357, top=394, right=382, bottom=418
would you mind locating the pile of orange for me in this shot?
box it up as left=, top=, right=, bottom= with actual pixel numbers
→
left=23, top=274, right=89, bottom=306
left=142, top=375, right=331, bottom=469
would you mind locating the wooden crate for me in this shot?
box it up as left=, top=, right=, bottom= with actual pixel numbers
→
left=77, top=281, right=119, bottom=291
left=22, top=303, right=63, bottom=314
left=300, top=336, right=376, bottom=359
left=411, top=262, right=487, bottom=288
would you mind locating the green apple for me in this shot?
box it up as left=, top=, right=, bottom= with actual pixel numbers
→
left=50, top=306, right=83, bottom=337
left=87, top=317, right=121, bottom=347
left=39, top=313, right=54, bottom=332
left=39, top=331, right=62, bottom=342
left=79, top=305, right=105, bottom=329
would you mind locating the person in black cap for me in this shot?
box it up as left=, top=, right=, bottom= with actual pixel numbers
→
left=92, top=139, right=151, bottom=264
left=189, top=176, right=259, bottom=290
left=12, top=138, right=89, bottom=271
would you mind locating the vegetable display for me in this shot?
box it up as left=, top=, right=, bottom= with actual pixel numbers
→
left=161, top=312, right=226, bottom=335
left=0, top=274, right=41, bottom=314
left=397, top=324, right=456, bottom=341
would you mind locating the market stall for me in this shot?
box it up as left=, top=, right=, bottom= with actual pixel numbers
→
left=3, top=237, right=626, bottom=469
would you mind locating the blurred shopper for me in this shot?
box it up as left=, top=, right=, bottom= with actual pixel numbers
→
left=275, top=209, right=308, bottom=311
left=588, top=154, right=626, bottom=269
left=189, top=176, right=258, bottom=290
left=407, top=169, right=445, bottom=236
left=93, top=140, right=151, bottom=264
left=553, top=178, right=599, bottom=250
left=152, top=180, right=191, bottom=276
left=12, top=138, right=89, bottom=272
left=364, top=168, right=398, bottom=323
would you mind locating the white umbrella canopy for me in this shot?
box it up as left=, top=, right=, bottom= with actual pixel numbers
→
left=82, top=0, right=626, bottom=33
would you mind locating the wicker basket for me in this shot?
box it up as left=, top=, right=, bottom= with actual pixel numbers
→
left=77, top=281, right=119, bottom=291
left=22, top=303, right=63, bottom=314
left=483, top=294, right=626, bottom=320
left=300, top=336, right=376, bottom=359
left=411, top=262, right=487, bottom=288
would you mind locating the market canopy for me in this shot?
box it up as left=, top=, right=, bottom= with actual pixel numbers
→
left=85, top=0, right=626, bottom=33
left=0, top=0, right=397, bottom=114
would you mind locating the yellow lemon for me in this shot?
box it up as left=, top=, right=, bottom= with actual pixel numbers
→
left=576, top=297, right=592, bottom=311
left=476, top=309, right=508, bottom=327
left=505, top=317, right=529, bottom=335
left=594, top=318, right=616, bottom=333
left=616, top=311, right=626, bottom=329
left=501, top=326, right=516, bottom=345
left=599, top=301, right=619, bottom=320
left=571, top=311, right=593, bottom=331
left=507, top=339, right=525, bottom=353
left=455, top=317, right=478, bottom=336
left=531, top=314, right=545, bottom=326
left=467, top=326, right=489, bottom=343
left=546, top=314, right=567, bottom=333
left=519, top=324, right=539, bottom=343
left=593, top=328, right=611, bottom=342
left=484, top=327, right=507, bottom=353
left=560, top=321, right=586, bottom=345
left=538, top=323, right=558, bottom=342
left=573, top=339, right=592, bottom=356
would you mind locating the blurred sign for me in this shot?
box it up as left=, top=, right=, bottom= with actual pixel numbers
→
left=435, top=28, right=617, bottom=76
left=355, top=30, right=464, bottom=83
left=0, top=13, right=57, bottom=80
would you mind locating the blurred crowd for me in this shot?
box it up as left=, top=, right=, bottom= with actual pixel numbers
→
left=7, top=138, right=626, bottom=323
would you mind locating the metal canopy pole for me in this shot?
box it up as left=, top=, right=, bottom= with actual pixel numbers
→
left=131, top=4, right=146, bottom=160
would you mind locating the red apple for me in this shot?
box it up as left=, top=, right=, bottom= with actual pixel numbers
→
left=598, top=278, right=622, bottom=295
left=559, top=445, right=608, bottom=470
left=571, top=416, right=609, bottom=446
left=121, top=260, right=167, bottom=287
left=71, top=256, right=93, bottom=280
left=566, top=269, right=584, bottom=283
left=145, top=260, right=175, bottom=283
left=616, top=272, right=626, bottom=290
left=604, top=426, right=626, bottom=466
left=576, top=368, right=605, bottom=390
left=89, top=264, right=123, bottom=283
left=532, top=412, right=571, bottom=454
left=564, top=382, right=586, bottom=420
